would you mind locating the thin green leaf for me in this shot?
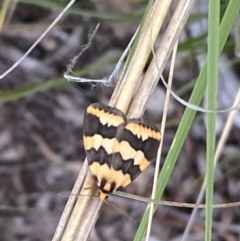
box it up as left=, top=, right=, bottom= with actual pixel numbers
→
left=133, top=1, right=240, bottom=240
left=205, top=0, right=220, bottom=240
left=18, top=0, right=142, bottom=21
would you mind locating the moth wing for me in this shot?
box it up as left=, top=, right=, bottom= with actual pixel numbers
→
left=112, top=119, right=161, bottom=189
left=83, top=103, right=126, bottom=181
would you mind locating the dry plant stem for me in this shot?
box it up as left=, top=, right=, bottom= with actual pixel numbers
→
left=4, top=0, right=17, bottom=25
left=52, top=163, right=102, bottom=240
left=116, top=191, right=240, bottom=208
left=145, top=41, right=178, bottom=241
left=115, top=0, right=173, bottom=113
left=129, top=0, right=197, bottom=117
left=52, top=161, right=100, bottom=241
left=108, top=28, right=139, bottom=107
left=181, top=87, right=240, bottom=241
left=0, top=0, right=10, bottom=32
left=0, top=205, right=26, bottom=212
left=62, top=172, right=101, bottom=241
left=0, top=0, right=76, bottom=79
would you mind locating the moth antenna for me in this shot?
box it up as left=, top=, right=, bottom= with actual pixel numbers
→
left=104, top=199, right=132, bottom=220
left=58, top=192, right=130, bottom=218
left=115, top=191, right=240, bottom=209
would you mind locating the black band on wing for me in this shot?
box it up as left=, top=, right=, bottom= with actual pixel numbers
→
left=86, top=147, right=112, bottom=167
left=116, top=120, right=160, bottom=161
left=83, top=113, right=118, bottom=138
left=99, top=178, right=116, bottom=193
left=111, top=153, right=141, bottom=181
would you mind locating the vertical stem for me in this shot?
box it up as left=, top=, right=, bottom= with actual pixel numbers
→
left=205, top=0, right=220, bottom=240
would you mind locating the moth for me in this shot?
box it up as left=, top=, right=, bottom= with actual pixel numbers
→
left=83, top=103, right=161, bottom=200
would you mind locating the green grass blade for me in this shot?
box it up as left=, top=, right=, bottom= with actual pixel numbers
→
left=205, top=0, right=220, bottom=240
left=0, top=78, right=67, bottom=104
left=18, top=0, right=142, bottom=21
left=133, top=1, right=240, bottom=240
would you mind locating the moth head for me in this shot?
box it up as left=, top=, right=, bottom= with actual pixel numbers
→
left=99, top=190, right=109, bottom=200
left=97, top=179, right=117, bottom=201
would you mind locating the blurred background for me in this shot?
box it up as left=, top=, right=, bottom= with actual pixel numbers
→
left=0, top=1, right=240, bottom=240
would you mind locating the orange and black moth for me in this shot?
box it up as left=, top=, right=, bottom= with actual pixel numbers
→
left=83, top=103, right=161, bottom=201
